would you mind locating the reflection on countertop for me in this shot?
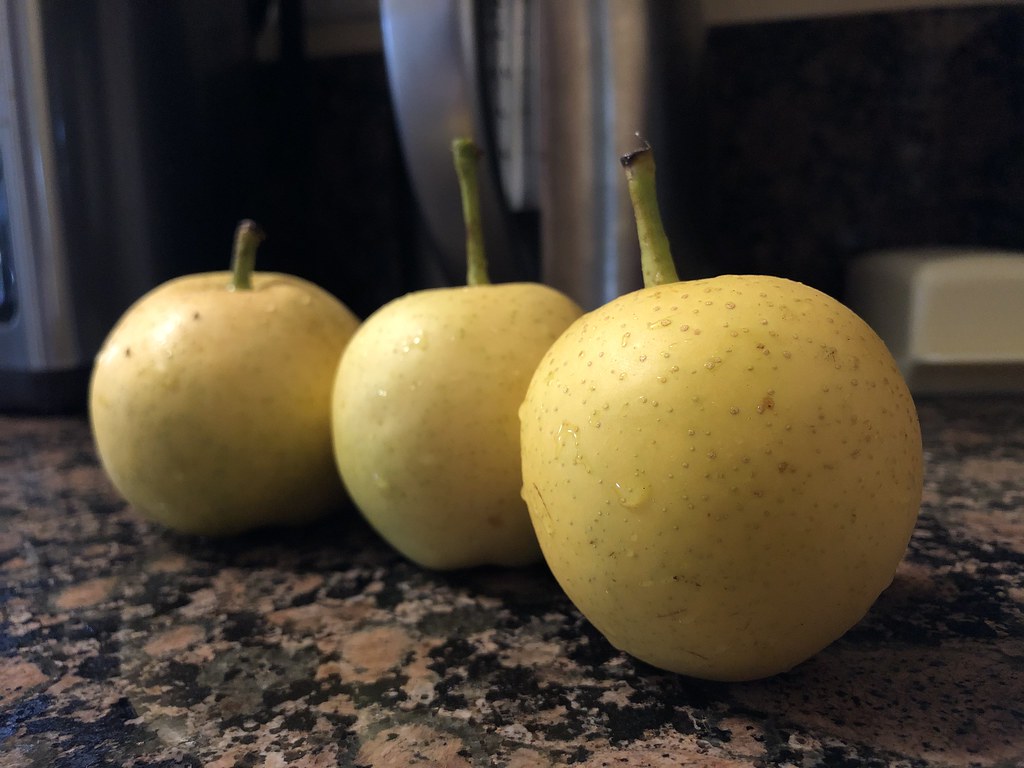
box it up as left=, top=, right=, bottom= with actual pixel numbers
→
left=1, top=397, right=1022, bottom=767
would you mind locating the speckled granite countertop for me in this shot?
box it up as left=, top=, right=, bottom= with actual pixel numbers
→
left=1, top=396, right=1022, bottom=767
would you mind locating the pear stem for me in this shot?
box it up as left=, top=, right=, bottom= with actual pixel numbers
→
left=452, top=137, right=491, bottom=286
left=621, top=141, right=679, bottom=287
left=230, top=219, right=266, bottom=291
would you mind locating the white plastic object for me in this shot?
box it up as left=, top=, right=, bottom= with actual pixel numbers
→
left=846, top=248, right=1024, bottom=395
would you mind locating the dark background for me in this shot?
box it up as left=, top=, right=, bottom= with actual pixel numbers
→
left=271, top=3, right=1024, bottom=311
left=53, top=2, right=1024, bottom=317
left=5, top=1, right=1021, bottom=413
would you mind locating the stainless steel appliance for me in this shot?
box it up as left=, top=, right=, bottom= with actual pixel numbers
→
left=380, top=0, right=705, bottom=309
left=0, top=0, right=256, bottom=412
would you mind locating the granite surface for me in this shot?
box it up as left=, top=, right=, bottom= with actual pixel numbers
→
left=1, top=396, right=1022, bottom=767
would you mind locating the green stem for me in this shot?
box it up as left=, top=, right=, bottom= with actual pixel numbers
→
left=620, top=141, right=680, bottom=287
left=452, top=137, right=491, bottom=286
left=230, top=219, right=265, bottom=291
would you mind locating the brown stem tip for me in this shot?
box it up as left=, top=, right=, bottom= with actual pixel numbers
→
left=237, top=219, right=266, bottom=242
left=230, top=219, right=267, bottom=291
left=620, top=136, right=653, bottom=168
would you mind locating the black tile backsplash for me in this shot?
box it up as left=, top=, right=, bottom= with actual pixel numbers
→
left=696, top=4, right=1024, bottom=299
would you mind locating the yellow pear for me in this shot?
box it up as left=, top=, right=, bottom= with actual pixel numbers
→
left=331, top=139, right=582, bottom=569
left=519, top=143, right=923, bottom=681
left=90, top=221, right=360, bottom=536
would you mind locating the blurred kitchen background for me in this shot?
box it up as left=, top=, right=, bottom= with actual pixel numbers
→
left=1, top=0, right=1022, bottom=411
